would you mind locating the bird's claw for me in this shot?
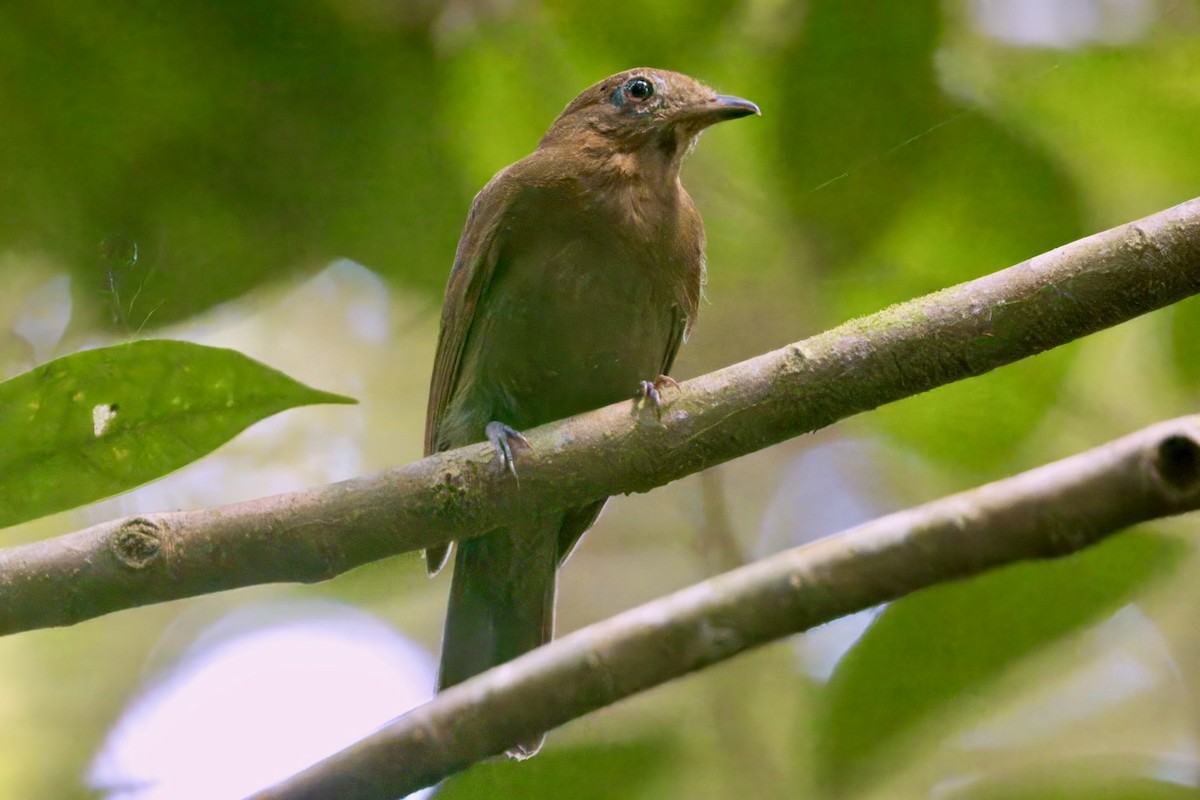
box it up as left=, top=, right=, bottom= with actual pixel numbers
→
left=485, top=421, right=530, bottom=480
left=639, top=375, right=680, bottom=413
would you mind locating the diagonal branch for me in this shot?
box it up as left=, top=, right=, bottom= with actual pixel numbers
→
left=2, top=198, right=1200, bottom=635
left=249, top=416, right=1200, bottom=800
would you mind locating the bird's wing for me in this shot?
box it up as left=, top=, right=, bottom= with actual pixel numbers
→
left=659, top=308, right=691, bottom=377
left=423, top=171, right=523, bottom=457
left=659, top=192, right=706, bottom=378
left=423, top=171, right=528, bottom=575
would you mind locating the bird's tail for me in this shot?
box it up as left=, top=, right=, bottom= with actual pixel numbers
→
left=437, top=519, right=559, bottom=759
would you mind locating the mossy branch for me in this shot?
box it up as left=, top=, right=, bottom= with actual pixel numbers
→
left=1, top=198, right=1199, bottom=635
left=251, top=416, right=1200, bottom=799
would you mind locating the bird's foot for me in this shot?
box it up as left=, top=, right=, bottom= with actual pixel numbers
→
left=485, top=421, right=530, bottom=479
left=638, top=375, right=680, bottom=413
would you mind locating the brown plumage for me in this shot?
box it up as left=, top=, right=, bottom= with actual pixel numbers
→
left=424, top=68, right=758, bottom=757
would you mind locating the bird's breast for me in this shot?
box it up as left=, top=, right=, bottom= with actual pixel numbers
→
left=445, top=220, right=689, bottom=442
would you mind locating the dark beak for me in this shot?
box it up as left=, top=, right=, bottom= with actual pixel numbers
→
left=712, top=94, right=761, bottom=120
left=680, top=93, right=761, bottom=130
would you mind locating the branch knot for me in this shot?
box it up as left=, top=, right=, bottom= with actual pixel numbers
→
left=110, top=517, right=162, bottom=569
left=1153, top=434, right=1200, bottom=495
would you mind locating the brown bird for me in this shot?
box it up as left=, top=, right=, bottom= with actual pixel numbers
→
left=424, top=68, right=758, bottom=757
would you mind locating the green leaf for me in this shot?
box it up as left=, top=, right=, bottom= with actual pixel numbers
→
left=814, top=531, right=1186, bottom=797
left=0, top=339, right=355, bottom=528
left=437, top=740, right=675, bottom=800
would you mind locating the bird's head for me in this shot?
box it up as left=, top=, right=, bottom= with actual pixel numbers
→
left=541, top=68, right=759, bottom=166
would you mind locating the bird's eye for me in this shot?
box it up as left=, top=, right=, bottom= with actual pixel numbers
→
left=625, top=77, right=654, bottom=101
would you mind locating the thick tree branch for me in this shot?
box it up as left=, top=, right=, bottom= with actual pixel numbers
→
left=2, top=198, right=1200, bottom=634
left=250, top=417, right=1200, bottom=800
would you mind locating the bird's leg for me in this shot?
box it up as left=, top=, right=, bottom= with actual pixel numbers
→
left=638, top=374, right=681, bottom=411
left=485, top=421, right=531, bottom=479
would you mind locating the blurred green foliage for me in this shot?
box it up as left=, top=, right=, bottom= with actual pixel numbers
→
left=962, top=772, right=1200, bottom=800
left=3, top=1, right=1200, bottom=799
left=815, top=532, right=1186, bottom=797
left=0, top=2, right=466, bottom=323
left=438, top=739, right=675, bottom=799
